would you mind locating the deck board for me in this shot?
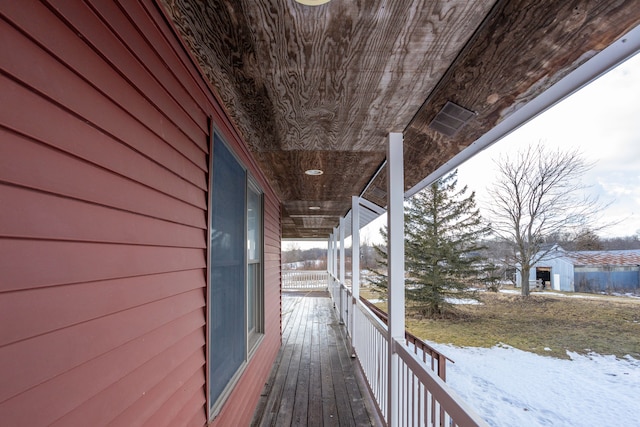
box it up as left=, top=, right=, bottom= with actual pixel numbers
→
left=252, top=291, right=381, bottom=426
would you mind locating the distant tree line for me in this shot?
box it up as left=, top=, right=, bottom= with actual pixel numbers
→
left=281, top=243, right=380, bottom=271
left=281, top=245, right=327, bottom=265
left=545, top=230, right=640, bottom=251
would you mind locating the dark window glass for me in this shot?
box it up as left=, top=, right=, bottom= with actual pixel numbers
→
left=209, top=134, right=246, bottom=408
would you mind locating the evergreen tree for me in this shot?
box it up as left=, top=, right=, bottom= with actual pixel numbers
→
left=372, top=171, right=491, bottom=316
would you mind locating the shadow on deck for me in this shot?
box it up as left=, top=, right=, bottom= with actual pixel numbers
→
left=252, top=290, right=383, bottom=426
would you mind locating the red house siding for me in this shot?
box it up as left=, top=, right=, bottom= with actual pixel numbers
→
left=0, top=1, right=281, bottom=426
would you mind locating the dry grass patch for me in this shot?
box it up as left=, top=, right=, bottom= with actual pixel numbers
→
left=398, top=292, right=640, bottom=359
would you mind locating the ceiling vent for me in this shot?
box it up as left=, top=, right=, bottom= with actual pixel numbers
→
left=429, top=101, right=476, bottom=137
left=369, top=186, right=387, bottom=200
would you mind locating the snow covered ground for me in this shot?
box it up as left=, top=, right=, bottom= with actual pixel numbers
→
left=428, top=342, right=640, bottom=426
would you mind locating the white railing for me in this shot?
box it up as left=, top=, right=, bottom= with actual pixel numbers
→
left=282, top=270, right=328, bottom=289
left=329, top=275, right=489, bottom=427
left=353, top=296, right=390, bottom=418
left=340, top=283, right=350, bottom=330
left=328, top=273, right=340, bottom=301
left=392, top=342, right=487, bottom=427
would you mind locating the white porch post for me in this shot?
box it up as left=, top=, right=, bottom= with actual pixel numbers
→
left=350, top=196, right=360, bottom=354
left=351, top=197, right=360, bottom=300
left=387, top=132, right=405, bottom=427
left=339, top=219, right=346, bottom=325
left=331, top=227, right=338, bottom=278
left=327, top=234, right=333, bottom=276
left=339, top=217, right=346, bottom=285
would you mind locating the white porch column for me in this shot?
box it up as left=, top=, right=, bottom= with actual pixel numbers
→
left=339, top=217, right=346, bottom=285
left=339, top=218, right=346, bottom=325
left=387, top=132, right=405, bottom=427
left=327, top=234, right=333, bottom=276
left=350, top=196, right=360, bottom=353
left=351, top=197, right=361, bottom=300
left=332, top=227, right=339, bottom=278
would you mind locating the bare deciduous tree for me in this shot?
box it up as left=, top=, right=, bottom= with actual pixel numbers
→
left=487, top=144, right=609, bottom=296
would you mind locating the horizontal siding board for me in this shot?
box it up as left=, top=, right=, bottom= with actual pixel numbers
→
left=264, top=216, right=281, bottom=234
left=0, top=0, right=284, bottom=425
left=0, top=310, right=204, bottom=426
left=265, top=246, right=281, bottom=256
left=0, top=130, right=206, bottom=228
left=264, top=275, right=281, bottom=291
left=264, top=238, right=281, bottom=249
left=144, top=368, right=205, bottom=427
left=0, top=15, right=207, bottom=176
left=0, top=269, right=205, bottom=347
left=264, top=246, right=281, bottom=257
left=264, top=278, right=281, bottom=293
left=118, top=0, right=213, bottom=135
left=0, top=290, right=204, bottom=404
left=110, top=354, right=205, bottom=427
left=0, top=75, right=206, bottom=206
left=0, top=184, right=205, bottom=249
left=264, top=199, right=280, bottom=218
left=264, top=253, right=282, bottom=263
left=264, top=213, right=281, bottom=230
left=175, top=389, right=207, bottom=427
left=44, top=0, right=207, bottom=151
left=86, top=0, right=209, bottom=143
left=3, top=0, right=207, bottom=170
left=264, top=276, right=281, bottom=290
left=264, top=250, right=281, bottom=262
left=0, top=239, right=205, bottom=291
left=186, top=398, right=208, bottom=427
left=51, top=342, right=205, bottom=427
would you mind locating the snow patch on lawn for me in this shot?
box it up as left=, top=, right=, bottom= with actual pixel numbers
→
left=445, top=297, right=483, bottom=305
left=368, top=297, right=483, bottom=305
left=499, top=289, right=521, bottom=295
left=427, top=342, right=640, bottom=427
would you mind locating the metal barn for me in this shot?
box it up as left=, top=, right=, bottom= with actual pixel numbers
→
left=518, top=247, right=640, bottom=293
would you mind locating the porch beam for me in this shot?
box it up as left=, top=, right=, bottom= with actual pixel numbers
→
left=387, top=132, right=405, bottom=427
left=359, top=197, right=386, bottom=216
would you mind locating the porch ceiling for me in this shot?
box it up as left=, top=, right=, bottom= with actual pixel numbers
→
left=160, top=0, right=640, bottom=239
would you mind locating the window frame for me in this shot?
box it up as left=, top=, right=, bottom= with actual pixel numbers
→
left=246, top=177, right=264, bottom=353
left=207, top=128, right=265, bottom=421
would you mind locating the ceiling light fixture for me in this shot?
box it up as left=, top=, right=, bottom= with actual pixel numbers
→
left=295, top=0, right=331, bottom=5
left=305, top=169, right=323, bottom=176
left=308, top=206, right=321, bottom=210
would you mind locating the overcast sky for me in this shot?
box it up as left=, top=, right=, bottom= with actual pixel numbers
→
left=457, top=52, right=640, bottom=238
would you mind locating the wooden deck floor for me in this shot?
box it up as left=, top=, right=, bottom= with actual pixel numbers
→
left=252, top=290, right=382, bottom=426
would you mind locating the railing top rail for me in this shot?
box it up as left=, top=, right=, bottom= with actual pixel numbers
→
left=358, top=296, right=454, bottom=364
left=354, top=295, right=390, bottom=336
left=282, top=269, right=329, bottom=273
